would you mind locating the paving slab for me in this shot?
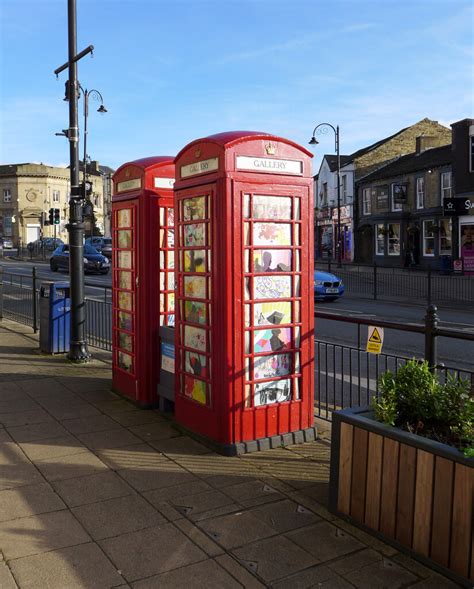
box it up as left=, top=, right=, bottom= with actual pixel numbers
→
left=222, top=478, right=284, bottom=508
left=77, top=428, right=143, bottom=451
left=0, top=509, right=91, bottom=560
left=9, top=542, right=123, bottom=589
left=127, top=421, right=181, bottom=442
left=170, top=488, right=237, bottom=517
left=143, top=479, right=213, bottom=505
left=0, top=481, right=65, bottom=522
left=72, top=493, right=166, bottom=540
left=96, top=443, right=170, bottom=470
left=197, top=509, right=276, bottom=549
left=131, top=558, right=241, bottom=588
left=343, top=557, right=418, bottom=588
left=52, top=470, right=133, bottom=507
left=0, top=461, right=45, bottom=490
left=148, top=435, right=211, bottom=456
left=118, top=463, right=198, bottom=492
left=19, top=434, right=85, bottom=462
left=60, top=413, right=120, bottom=435
left=0, top=560, right=17, bottom=589
left=0, top=408, right=55, bottom=428
left=99, top=523, right=207, bottom=582
left=231, top=535, right=318, bottom=583
left=34, top=449, right=109, bottom=482
left=6, top=420, right=69, bottom=443
left=250, top=498, right=321, bottom=533
left=110, top=410, right=167, bottom=428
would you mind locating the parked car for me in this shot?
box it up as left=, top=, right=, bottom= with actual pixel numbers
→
left=50, top=244, right=110, bottom=274
left=85, top=236, right=112, bottom=259
left=0, top=237, right=13, bottom=249
left=314, top=270, right=344, bottom=301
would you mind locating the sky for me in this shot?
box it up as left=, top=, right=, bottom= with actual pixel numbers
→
left=0, top=0, right=473, bottom=173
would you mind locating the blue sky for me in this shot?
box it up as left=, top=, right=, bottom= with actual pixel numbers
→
left=0, top=0, right=472, bottom=172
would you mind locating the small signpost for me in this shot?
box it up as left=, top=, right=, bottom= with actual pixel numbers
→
left=366, top=326, right=384, bottom=354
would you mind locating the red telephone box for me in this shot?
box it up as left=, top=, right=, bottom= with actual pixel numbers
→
left=174, top=132, right=314, bottom=453
left=112, top=156, right=175, bottom=407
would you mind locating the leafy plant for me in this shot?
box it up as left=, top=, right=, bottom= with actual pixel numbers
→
left=372, top=359, right=474, bottom=452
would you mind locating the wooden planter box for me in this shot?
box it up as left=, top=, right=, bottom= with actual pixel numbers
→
left=329, top=407, right=473, bottom=587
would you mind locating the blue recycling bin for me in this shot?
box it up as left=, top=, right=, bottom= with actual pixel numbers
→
left=39, top=282, right=70, bottom=353
left=439, top=255, right=452, bottom=275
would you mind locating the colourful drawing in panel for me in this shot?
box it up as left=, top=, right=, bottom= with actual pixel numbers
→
left=158, top=206, right=175, bottom=326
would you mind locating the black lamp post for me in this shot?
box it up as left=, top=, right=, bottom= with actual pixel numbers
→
left=309, top=123, right=342, bottom=268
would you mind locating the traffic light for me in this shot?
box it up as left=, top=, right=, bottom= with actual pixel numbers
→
left=53, top=209, right=60, bottom=225
left=48, top=208, right=54, bottom=224
left=81, top=181, right=93, bottom=197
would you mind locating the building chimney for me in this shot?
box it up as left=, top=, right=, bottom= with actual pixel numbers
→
left=416, top=135, right=438, bottom=154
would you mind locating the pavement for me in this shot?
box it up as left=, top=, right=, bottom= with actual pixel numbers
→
left=0, top=319, right=463, bottom=588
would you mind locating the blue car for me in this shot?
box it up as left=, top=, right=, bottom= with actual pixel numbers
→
left=50, top=244, right=110, bottom=275
left=314, top=270, right=344, bottom=301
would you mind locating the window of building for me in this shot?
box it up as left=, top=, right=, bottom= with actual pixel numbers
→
left=3, top=189, right=11, bottom=203
left=416, top=177, right=425, bottom=209
left=440, top=172, right=451, bottom=202
left=423, top=220, right=435, bottom=256
left=388, top=223, right=401, bottom=255
left=362, top=188, right=371, bottom=215
left=94, top=194, right=100, bottom=208
left=375, top=224, right=385, bottom=255
left=341, top=175, right=347, bottom=201
left=322, top=182, right=328, bottom=207
left=3, top=216, right=13, bottom=236
left=391, top=183, right=403, bottom=211
left=439, top=218, right=452, bottom=255
left=52, top=190, right=60, bottom=203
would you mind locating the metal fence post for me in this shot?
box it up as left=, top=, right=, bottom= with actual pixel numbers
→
left=32, top=266, right=38, bottom=333
left=373, top=262, right=377, bottom=300
left=328, top=253, right=332, bottom=274
left=424, top=304, right=438, bottom=370
left=427, top=268, right=432, bottom=306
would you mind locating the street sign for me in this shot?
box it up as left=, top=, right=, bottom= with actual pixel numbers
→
left=366, top=326, right=384, bottom=354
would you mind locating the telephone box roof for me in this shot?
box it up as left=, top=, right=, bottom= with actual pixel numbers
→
left=113, top=156, right=174, bottom=178
left=175, top=131, right=313, bottom=160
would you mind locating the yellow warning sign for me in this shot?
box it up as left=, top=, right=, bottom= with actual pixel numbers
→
left=366, top=326, right=384, bottom=354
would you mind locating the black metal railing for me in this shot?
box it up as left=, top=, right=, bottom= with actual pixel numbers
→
left=315, top=260, right=474, bottom=306
left=314, top=307, right=474, bottom=420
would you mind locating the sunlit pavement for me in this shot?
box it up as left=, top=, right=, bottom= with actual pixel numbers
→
left=0, top=319, right=461, bottom=588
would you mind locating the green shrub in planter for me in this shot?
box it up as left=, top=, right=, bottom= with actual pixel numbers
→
left=372, top=359, right=473, bottom=454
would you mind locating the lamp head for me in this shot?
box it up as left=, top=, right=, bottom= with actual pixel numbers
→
left=309, top=136, right=319, bottom=145
left=97, top=105, right=107, bottom=114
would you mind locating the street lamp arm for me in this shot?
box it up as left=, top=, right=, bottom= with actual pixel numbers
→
left=310, top=123, right=338, bottom=152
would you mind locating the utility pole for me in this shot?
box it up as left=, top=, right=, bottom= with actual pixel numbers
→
left=54, top=0, right=93, bottom=361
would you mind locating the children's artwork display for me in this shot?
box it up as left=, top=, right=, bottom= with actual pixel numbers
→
left=184, top=300, right=207, bottom=324
left=184, top=325, right=206, bottom=352
left=253, top=276, right=292, bottom=299
left=184, top=223, right=205, bottom=247
left=117, top=208, right=131, bottom=228
left=185, top=351, right=208, bottom=378
left=253, top=353, right=291, bottom=380
left=253, top=249, right=291, bottom=272
left=184, top=250, right=206, bottom=272
left=254, top=379, right=291, bottom=406
left=118, top=311, right=132, bottom=332
left=183, top=196, right=206, bottom=221
left=118, top=351, right=133, bottom=373
left=118, top=251, right=132, bottom=269
left=184, top=276, right=207, bottom=299
left=118, top=291, right=132, bottom=311
left=184, top=376, right=207, bottom=404
left=118, top=271, right=132, bottom=290
left=253, top=223, right=291, bottom=246
left=253, top=327, right=291, bottom=353
left=253, top=301, right=292, bottom=326
left=251, top=195, right=292, bottom=220
left=118, top=332, right=133, bottom=352
left=117, top=230, right=132, bottom=249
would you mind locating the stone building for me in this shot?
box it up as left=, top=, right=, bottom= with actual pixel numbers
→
left=314, top=118, right=451, bottom=261
left=355, top=118, right=474, bottom=271
left=0, top=162, right=105, bottom=247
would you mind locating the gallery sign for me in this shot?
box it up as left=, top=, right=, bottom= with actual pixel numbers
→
left=117, top=178, right=141, bottom=193
left=180, top=158, right=219, bottom=178
left=236, top=155, right=303, bottom=175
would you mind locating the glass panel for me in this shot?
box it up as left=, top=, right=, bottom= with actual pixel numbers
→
left=293, top=301, right=300, bottom=323
left=245, top=277, right=251, bottom=300
left=118, top=351, right=133, bottom=372
left=245, top=358, right=251, bottom=381
left=168, top=293, right=175, bottom=313
left=184, top=325, right=206, bottom=351
left=167, top=208, right=175, bottom=226
left=167, top=229, right=175, bottom=247
left=244, top=250, right=250, bottom=273
left=118, top=291, right=132, bottom=311
left=160, top=294, right=165, bottom=312
left=244, top=304, right=251, bottom=327
left=440, top=218, right=452, bottom=255
left=159, top=273, right=165, bottom=290
left=184, top=376, right=207, bottom=404
left=184, top=300, right=207, bottom=324
left=295, top=352, right=301, bottom=373
left=245, top=331, right=250, bottom=354
left=253, top=223, right=291, bottom=246
left=253, top=249, right=291, bottom=272
left=252, top=196, right=292, bottom=220
left=244, top=223, right=250, bottom=245
left=254, top=379, right=291, bottom=406
left=159, top=251, right=165, bottom=268
left=167, top=313, right=175, bottom=327
left=254, top=327, right=292, bottom=352
left=184, top=223, right=206, bottom=247
left=244, top=384, right=252, bottom=408
left=388, top=224, right=401, bottom=255
left=183, top=196, right=206, bottom=221
left=185, top=351, right=208, bottom=377
left=118, top=271, right=132, bottom=290
left=118, top=311, right=132, bottom=331
left=295, top=224, right=301, bottom=246
left=159, top=208, right=165, bottom=224
left=294, top=275, right=301, bottom=297
left=254, top=276, right=291, bottom=299
left=294, top=198, right=301, bottom=220
left=294, top=378, right=300, bottom=400
left=184, top=250, right=206, bottom=272
left=295, top=250, right=301, bottom=271
left=254, top=301, right=291, bottom=326
left=167, top=272, right=175, bottom=290
left=167, top=251, right=175, bottom=269
left=118, top=332, right=133, bottom=352
left=118, top=250, right=132, bottom=269
left=254, top=353, right=292, bottom=380
left=184, top=276, right=206, bottom=299
left=294, top=326, right=301, bottom=348
left=117, top=230, right=132, bottom=249
left=117, top=209, right=131, bottom=228
left=243, top=194, right=250, bottom=218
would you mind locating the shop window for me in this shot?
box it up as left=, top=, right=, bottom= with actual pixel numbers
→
left=439, top=218, right=452, bottom=255
left=362, top=188, right=371, bottom=215
left=388, top=223, right=400, bottom=255
left=3, top=189, right=11, bottom=203
left=440, top=172, right=452, bottom=202
left=375, top=224, right=385, bottom=255
left=423, top=219, right=435, bottom=256
left=391, top=184, right=402, bottom=211
left=416, top=177, right=425, bottom=209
